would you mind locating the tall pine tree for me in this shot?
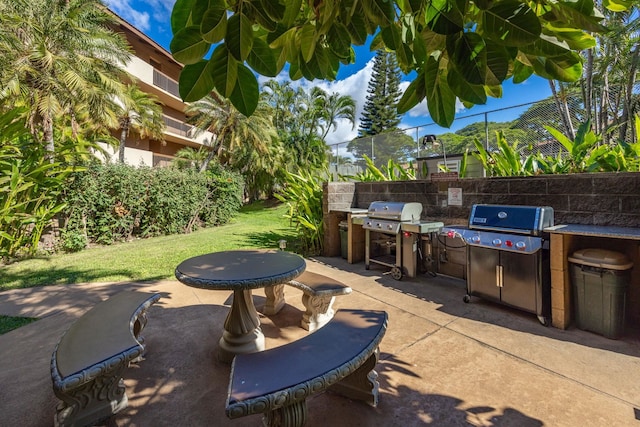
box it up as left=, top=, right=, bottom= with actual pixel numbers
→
left=349, top=50, right=414, bottom=168
left=357, top=50, right=403, bottom=136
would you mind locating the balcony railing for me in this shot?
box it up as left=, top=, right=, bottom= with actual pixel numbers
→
left=163, top=115, right=193, bottom=137
left=153, top=70, right=180, bottom=98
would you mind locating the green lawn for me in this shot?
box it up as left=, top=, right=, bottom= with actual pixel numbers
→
left=0, top=201, right=297, bottom=334
left=0, top=201, right=297, bottom=292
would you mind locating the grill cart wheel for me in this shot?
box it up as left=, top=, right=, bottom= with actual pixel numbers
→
left=390, top=266, right=403, bottom=280
left=537, top=315, right=549, bottom=326
left=463, top=294, right=471, bottom=303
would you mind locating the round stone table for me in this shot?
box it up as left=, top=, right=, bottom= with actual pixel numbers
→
left=175, top=249, right=306, bottom=362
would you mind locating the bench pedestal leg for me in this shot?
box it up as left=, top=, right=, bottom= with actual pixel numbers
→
left=301, top=294, right=336, bottom=332
left=264, top=399, right=307, bottom=427
left=263, top=284, right=285, bottom=315
left=54, top=365, right=128, bottom=427
left=329, top=348, right=381, bottom=406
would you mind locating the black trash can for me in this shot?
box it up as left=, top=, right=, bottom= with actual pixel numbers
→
left=569, top=248, right=633, bottom=339
left=339, top=221, right=348, bottom=259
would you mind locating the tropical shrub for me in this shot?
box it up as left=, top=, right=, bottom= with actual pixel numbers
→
left=344, top=155, right=418, bottom=181
left=0, top=108, right=81, bottom=260
left=462, top=117, right=640, bottom=177
left=275, top=169, right=325, bottom=256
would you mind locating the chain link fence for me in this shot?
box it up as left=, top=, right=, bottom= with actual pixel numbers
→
left=328, top=82, right=639, bottom=176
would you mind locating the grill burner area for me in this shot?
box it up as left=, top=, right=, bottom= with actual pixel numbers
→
left=442, top=204, right=554, bottom=325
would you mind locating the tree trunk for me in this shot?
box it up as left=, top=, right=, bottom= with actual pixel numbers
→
left=118, top=125, right=129, bottom=163
left=618, top=46, right=639, bottom=143
left=549, top=81, right=575, bottom=141
left=582, top=49, right=594, bottom=124
left=43, top=115, right=55, bottom=163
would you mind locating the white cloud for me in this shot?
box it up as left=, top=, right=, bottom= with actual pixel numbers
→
left=104, top=0, right=151, bottom=31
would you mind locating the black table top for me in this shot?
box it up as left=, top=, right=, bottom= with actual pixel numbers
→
left=175, top=249, right=306, bottom=290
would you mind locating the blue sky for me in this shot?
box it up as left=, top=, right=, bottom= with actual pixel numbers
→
left=104, top=0, right=553, bottom=146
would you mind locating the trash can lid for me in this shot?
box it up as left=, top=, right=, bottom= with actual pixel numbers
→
left=568, top=248, right=633, bottom=270
left=339, top=221, right=348, bottom=228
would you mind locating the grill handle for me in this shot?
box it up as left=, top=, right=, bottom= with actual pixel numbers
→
left=496, top=265, right=503, bottom=287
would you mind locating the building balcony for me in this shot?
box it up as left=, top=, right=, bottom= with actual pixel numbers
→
left=124, top=57, right=185, bottom=112
left=162, top=115, right=212, bottom=148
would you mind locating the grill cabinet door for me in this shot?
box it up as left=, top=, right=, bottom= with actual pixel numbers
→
left=500, top=251, right=538, bottom=313
left=468, top=247, right=501, bottom=301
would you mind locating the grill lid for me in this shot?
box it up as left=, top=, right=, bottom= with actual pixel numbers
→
left=367, top=201, right=422, bottom=222
left=468, top=204, right=554, bottom=235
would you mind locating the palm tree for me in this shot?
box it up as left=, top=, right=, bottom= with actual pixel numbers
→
left=313, top=88, right=356, bottom=142
left=0, top=0, right=132, bottom=161
left=115, top=85, right=165, bottom=163
left=185, top=91, right=277, bottom=172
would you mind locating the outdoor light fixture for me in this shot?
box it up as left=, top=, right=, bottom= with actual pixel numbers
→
left=421, top=134, right=437, bottom=148
left=278, top=240, right=287, bottom=251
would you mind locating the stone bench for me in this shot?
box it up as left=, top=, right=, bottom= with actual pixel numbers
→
left=263, top=271, right=352, bottom=331
left=226, top=309, right=388, bottom=427
left=50, top=290, right=161, bottom=427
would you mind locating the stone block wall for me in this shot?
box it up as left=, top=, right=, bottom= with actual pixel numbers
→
left=325, top=172, right=640, bottom=228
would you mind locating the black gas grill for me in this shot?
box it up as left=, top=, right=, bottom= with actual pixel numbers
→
left=442, top=204, right=553, bottom=325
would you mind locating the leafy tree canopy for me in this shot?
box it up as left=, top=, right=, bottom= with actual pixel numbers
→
left=169, top=0, right=630, bottom=128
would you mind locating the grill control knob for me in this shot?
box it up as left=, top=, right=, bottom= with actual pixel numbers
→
left=515, top=241, right=526, bottom=250
left=492, top=238, right=502, bottom=246
left=470, top=235, right=481, bottom=244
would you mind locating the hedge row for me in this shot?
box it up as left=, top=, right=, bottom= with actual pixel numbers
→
left=60, top=163, right=243, bottom=251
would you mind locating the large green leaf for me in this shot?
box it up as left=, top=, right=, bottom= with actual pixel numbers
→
left=178, top=60, right=215, bottom=101
left=603, top=0, right=633, bottom=12
left=425, top=0, right=465, bottom=35
left=544, top=28, right=596, bottom=50
left=226, top=13, right=254, bottom=61
left=229, top=63, right=259, bottom=116
left=485, top=40, right=510, bottom=85
left=553, top=1, right=606, bottom=33
left=300, top=23, right=317, bottom=63
left=201, top=3, right=227, bottom=44
left=425, top=55, right=456, bottom=127
left=397, top=72, right=426, bottom=113
left=447, top=32, right=487, bottom=85
left=171, top=0, right=197, bottom=33
left=258, top=0, right=286, bottom=21
left=247, top=38, right=279, bottom=77
left=543, top=53, right=583, bottom=82
left=282, top=0, right=303, bottom=26
left=327, top=23, right=353, bottom=59
left=171, top=26, right=211, bottom=64
left=210, top=45, right=238, bottom=97
left=482, top=0, right=541, bottom=46
left=363, top=0, right=395, bottom=26
left=447, top=66, right=487, bottom=104
left=345, top=14, right=368, bottom=45
left=380, top=25, right=401, bottom=51
left=512, top=60, right=534, bottom=83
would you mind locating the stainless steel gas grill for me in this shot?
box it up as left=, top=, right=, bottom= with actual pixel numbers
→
left=363, top=201, right=430, bottom=280
left=442, top=204, right=554, bottom=325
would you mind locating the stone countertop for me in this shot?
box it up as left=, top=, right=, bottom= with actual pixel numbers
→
left=330, top=208, right=368, bottom=214
left=545, top=224, right=640, bottom=241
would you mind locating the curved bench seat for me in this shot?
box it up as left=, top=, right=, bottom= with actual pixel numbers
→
left=226, top=309, right=388, bottom=427
left=51, top=291, right=160, bottom=427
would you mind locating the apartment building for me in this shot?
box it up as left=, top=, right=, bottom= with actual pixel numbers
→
left=105, top=11, right=213, bottom=167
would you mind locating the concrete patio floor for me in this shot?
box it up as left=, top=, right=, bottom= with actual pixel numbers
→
left=1, top=255, right=639, bottom=426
